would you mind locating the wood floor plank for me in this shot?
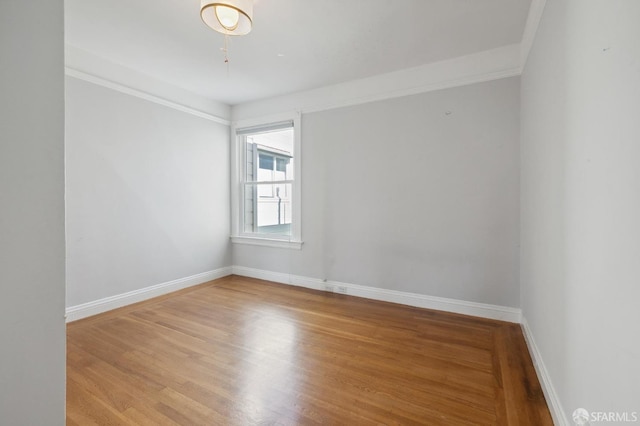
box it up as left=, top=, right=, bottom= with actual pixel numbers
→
left=67, top=275, right=552, bottom=425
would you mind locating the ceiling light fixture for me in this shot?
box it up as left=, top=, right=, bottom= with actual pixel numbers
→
left=200, top=0, right=253, bottom=36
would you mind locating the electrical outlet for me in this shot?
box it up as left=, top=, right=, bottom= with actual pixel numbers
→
left=336, top=286, right=348, bottom=294
left=324, top=284, right=335, bottom=293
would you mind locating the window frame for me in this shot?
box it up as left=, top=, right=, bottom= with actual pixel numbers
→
left=230, top=111, right=302, bottom=249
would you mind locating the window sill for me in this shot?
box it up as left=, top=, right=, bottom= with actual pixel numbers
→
left=231, top=236, right=303, bottom=250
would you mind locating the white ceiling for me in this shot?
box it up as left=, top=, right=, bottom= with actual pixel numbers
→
left=65, top=0, right=532, bottom=106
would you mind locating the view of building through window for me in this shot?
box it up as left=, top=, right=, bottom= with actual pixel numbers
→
left=243, top=127, right=294, bottom=236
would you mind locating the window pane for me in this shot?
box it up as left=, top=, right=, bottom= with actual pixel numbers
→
left=240, top=125, right=295, bottom=238
left=243, top=182, right=292, bottom=236
left=244, top=128, right=294, bottom=182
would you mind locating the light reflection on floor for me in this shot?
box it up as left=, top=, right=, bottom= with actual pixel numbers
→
left=235, top=307, right=300, bottom=423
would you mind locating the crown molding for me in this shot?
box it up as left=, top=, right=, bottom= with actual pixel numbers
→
left=65, top=44, right=231, bottom=124
left=520, top=0, right=548, bottom=70
left=67, top=0, right=549, bottom=123
left=232, top=0, right=550, bottom=119
left=66, top=67, right=230, bottom=125
left=231, top=44, right=521, bottom=120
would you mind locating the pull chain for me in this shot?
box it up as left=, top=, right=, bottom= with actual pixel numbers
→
left=220, top=34, right=230, bottom=76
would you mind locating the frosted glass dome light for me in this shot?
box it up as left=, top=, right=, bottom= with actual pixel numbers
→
left=201, top=0, right=253, bottom=36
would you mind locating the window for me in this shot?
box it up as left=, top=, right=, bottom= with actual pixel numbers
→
left=231, top=112, right=302, bottom=249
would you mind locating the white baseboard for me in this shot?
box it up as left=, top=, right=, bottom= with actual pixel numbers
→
left=65, top=267, right=232, bottom=322
left=521, top=317, right=567, bottom=426
left=231, top=266, right=521, bottom=323
left=66, top=265, right=522, bottom=324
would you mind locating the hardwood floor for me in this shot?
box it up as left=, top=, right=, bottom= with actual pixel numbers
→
left=67, top=275, right=552, bottom=425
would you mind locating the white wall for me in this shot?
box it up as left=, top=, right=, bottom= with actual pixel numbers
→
left=234, top=77, right=521, bottom=308
left=0, top=1, right=66, bottom=424
left=521, top=0, right=640, bottom=422
left=66, top=76, right=231, bottom=307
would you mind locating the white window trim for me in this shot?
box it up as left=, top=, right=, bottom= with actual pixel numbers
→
left=230, top=111, right=303, bottom=249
